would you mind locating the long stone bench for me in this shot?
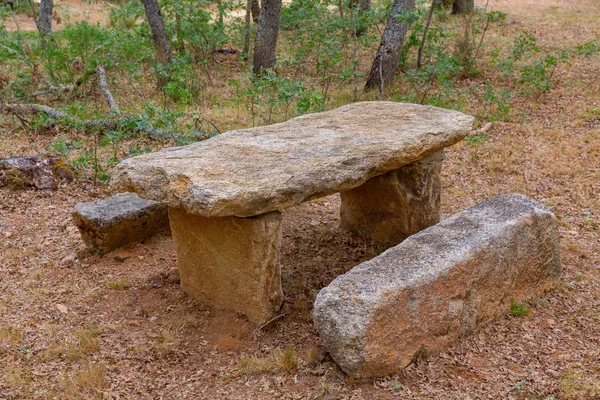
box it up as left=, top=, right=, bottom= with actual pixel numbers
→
left=313, top=194, right=561, bottom=378
left=109, top=102, right=474, bottom=323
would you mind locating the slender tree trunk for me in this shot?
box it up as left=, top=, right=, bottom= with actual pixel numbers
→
left=243, top=0, right=252, bottom=59
left=417, top=0, right=436, bottom=69
left=365, top=0, right=415, bottom=91
left=217, top=0, right=224, bottom=25
left=253, top=0, right=282, bottom=75
left=452, top=0, right=474, bottom=14
left=251, top=0, right=260, bottom=24
left=142, top=0, right=172, bottom=66
left=36, top=0, right=53, bottom=45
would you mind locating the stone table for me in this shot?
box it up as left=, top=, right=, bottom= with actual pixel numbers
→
left=110, top=102, right=474, bottom=323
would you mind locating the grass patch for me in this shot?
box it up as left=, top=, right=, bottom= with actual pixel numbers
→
left=238, top=348, right=298, bottom=376
left=560, top=369, right=600, bottom=399
left=509, top=299, right=529, bottom=317
left=277, top=348, right=298, bottom=372
left=0, top=325, right=24, bottom=347
left=106, top=279, right=129, bottom=290
left=65, top=362, right=108, bottom=397
left=42, top=324, right=102, bottom=362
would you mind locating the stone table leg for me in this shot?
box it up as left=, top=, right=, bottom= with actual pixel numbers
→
left=168, top=208, right=283, bottom=324
left=340, top=150, right=445, bottom=247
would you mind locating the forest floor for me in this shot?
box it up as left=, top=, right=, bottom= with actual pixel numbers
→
left=1, top=0, right=600, bottom=399
left=3, top=0, right=112, bottom=32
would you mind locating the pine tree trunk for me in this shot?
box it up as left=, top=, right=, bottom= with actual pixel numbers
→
left=142, top=0, right=172, bottom=66
left=365, top=0, right=415, bottom=91
left=36, top=0, right=53, bottom=42
left=253, top=0, right=282, bottom=75
left=452, top=0, right=474, bottom=14
left=251, top=0, right=260, bottom=24
left=243, top=0, right=252, bottom=58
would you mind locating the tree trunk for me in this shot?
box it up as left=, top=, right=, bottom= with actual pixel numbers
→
left=337, top=0, right=344, bottom=18
left=243, top=0, right=252, bottom=58
left=253, top=0, right=282, bottom=75
left=452, top=0, right=474, bottom=14
left=36, top=0, right=53, bottom=42
left=365, top=0, right=415, bottom=91
left=251, top=0, right=260, bottom=24
left=142, top=0, right=172, bottom=66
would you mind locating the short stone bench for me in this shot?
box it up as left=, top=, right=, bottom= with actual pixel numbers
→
left=313, top=194, right=561, bottom=378
left=72, top=192, right=170, bottom=255
left=109, top=102, right=474, bottom=323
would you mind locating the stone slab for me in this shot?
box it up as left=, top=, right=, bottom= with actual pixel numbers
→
left=168, top=208, right=283, bottom=324
left=110, top=102, right=474, bottom=217
left=313, top=194, right=561, bottom=378
left=72, top=192, right=170, bottom=254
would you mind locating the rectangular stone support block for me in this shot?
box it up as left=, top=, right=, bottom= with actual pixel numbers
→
left=340, top=150, right=445, bottom=247
left=72, top=192, right=170, bottom=255
left=314, top=194, right=561, bottom=378
left=168, top=208, right=283, bottom=324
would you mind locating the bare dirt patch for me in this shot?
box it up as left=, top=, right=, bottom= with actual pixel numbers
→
left=4, top=0, right=112, bottom=32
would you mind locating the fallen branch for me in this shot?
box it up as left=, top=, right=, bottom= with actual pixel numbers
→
left=12, top=69, right=97, bottom=102
left=253, top=313, right=286, bottom=333
left=0, top=98, right=168, bottom=140
left=469, top=121, right=493, bottom=136
left=96, top=66, right=121, bottom=116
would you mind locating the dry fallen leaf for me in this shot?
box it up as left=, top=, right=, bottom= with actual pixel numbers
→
left=56, top=304, right=68, bottom=314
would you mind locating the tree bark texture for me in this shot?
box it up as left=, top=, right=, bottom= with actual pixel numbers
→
left=365, top=0, right=415, bottom=91
left=253, top=0, right=282, bottom=75
left=452, top=0, right=474, bottom=14
left=36, top=0, right=53, bottom=36
left=142, top=0, right=173, bottom=65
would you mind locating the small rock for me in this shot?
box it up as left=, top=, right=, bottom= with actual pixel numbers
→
left=0, top=155, right=74, bottom=190
left=56, top=304, right=68, bottom=314
left=546, top=369, right=560, bottom=378
left=4, top=232, right=13, bottom=238
left=165, top=267, right=180, bottom=283
left=72, top=192, right=170, bottom=255
left=61, top=254, right=77, bottom=265
left=310, top=220, right=321, bottom=226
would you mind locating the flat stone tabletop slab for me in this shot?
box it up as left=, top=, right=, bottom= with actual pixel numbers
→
left=110, top=102, right=474, bottom=217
